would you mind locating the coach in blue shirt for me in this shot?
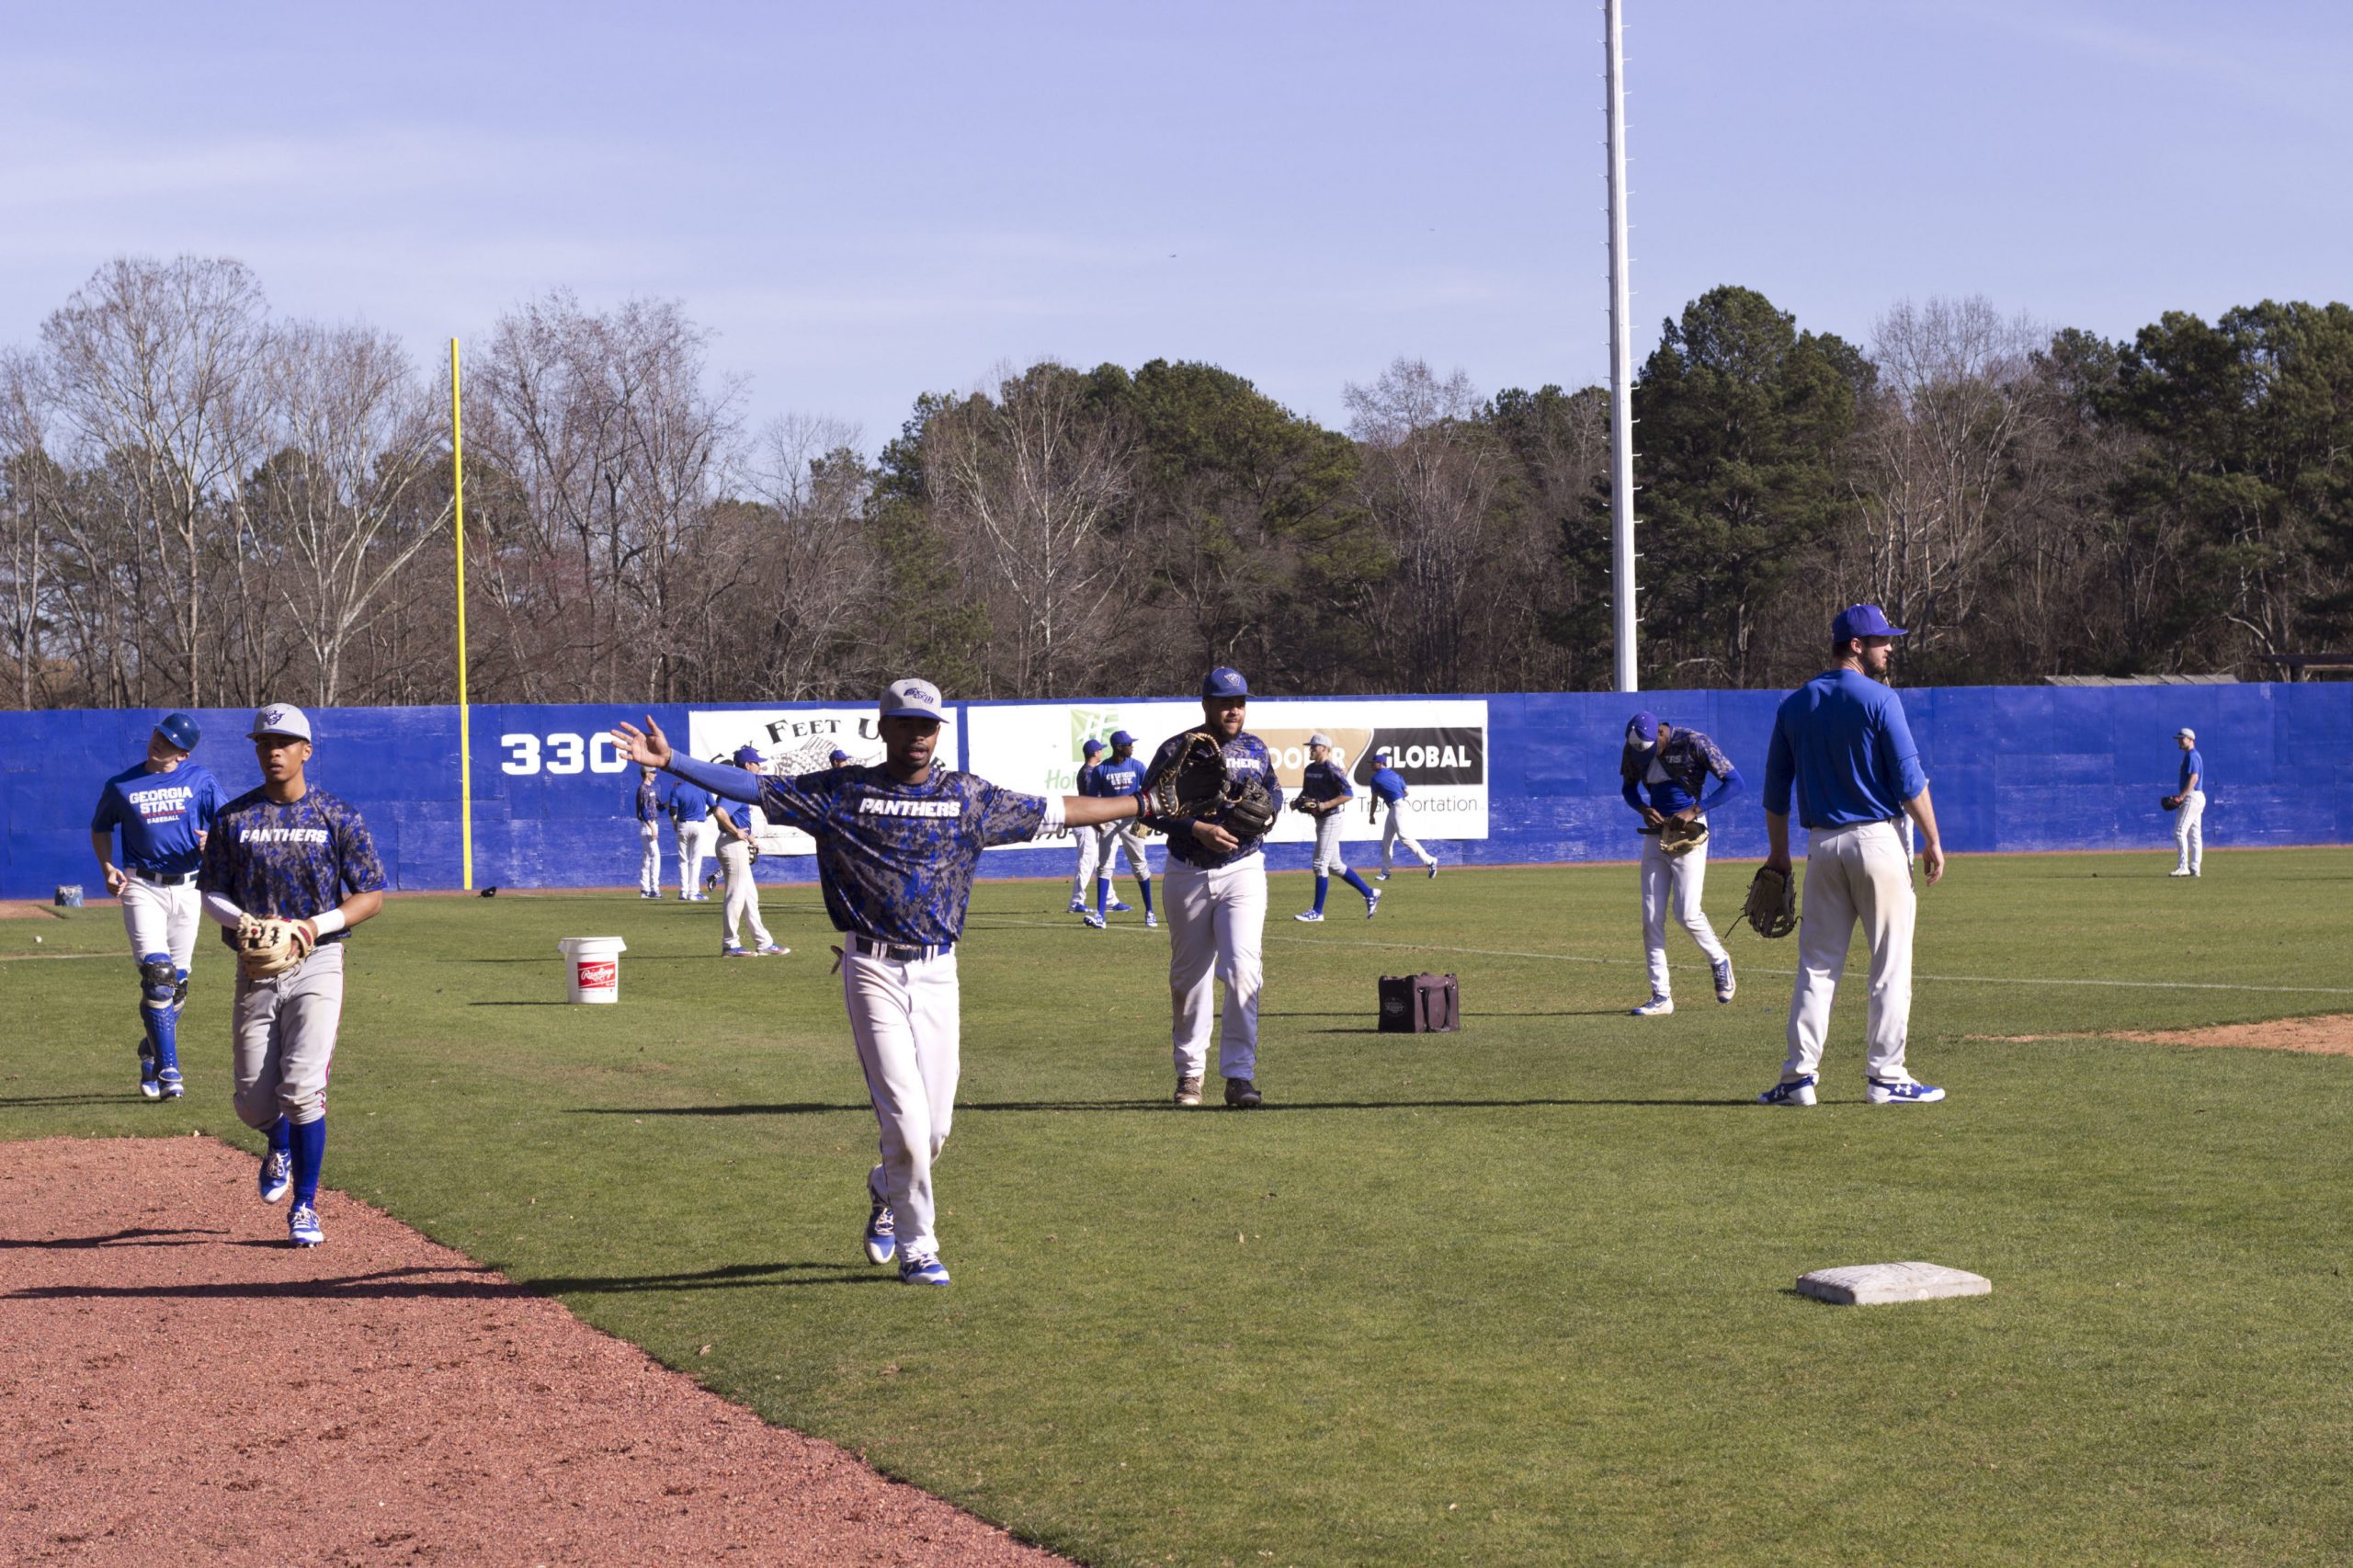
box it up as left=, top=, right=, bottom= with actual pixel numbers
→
left=1756, top=604, right=1949, bottom=1108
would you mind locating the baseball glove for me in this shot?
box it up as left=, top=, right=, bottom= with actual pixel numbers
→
left=234, top=914, right=317, bottom=980
left=1657, top=817, right=1709, bottom=857
left=1142, top=732, right=1278, bottom=839
left=1735, top=865, right=1798, bottom=939
left=1222, top=775, right=1278, bottom=839
left=2160, top=794, right=2182, bottom=812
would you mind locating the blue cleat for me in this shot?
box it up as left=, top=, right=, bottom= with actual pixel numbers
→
left=1108, top=900, right=1133, bottom=914
left=288, top=1203, right=324, bottom=1247
left=864, top=1194, right=897, bottom=1266
left=257, top=1149, right=291, bottom=1204
left=1630, top=994, right=1674, bottom=1017
left=898, top=1253, right=950, bottom=1287
left=1867, top=1076, right=1946, bottom=1105
left=1758, top=1075, right=1818, bottom=1108
left=1427, top=860, right=1438, bottom=879
left=137, top=1040, right=161, bottom=1101
left=1292, top=910, right=1324, bottom=923
left=1366, top=891, right=1381, bottom=920
left=1713, top=958, right=1736, bottom=1004
left=1082, top=911, right=1107, bottom=929
left=722, top=944, right=751, bottom=958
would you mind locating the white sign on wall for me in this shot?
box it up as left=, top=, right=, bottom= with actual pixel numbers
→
left=686, top=707, right=884, bottom=855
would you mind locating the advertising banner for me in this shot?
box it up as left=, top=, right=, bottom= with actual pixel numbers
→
left=964, top=699, right=1489, bottom=846
left=687, top=706, right=887, bottom=854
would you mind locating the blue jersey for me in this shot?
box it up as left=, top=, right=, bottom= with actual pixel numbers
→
left=1143, top=730, right=1286, bottom=869
left=92, top=761, right=225, bottom=878
left=199, top=786, right=387, bottom=941
left=1369, top=766, right=1408, bottom=806
left=719, top=798, right=756, bottom=835
left=1764, top=669, right=1927, bottom=830
left=1621, top=727, right=1745, bottom=818
left=1299, top=758, right=1353, bottom=805
left=1095, top=755, right=1147, bottom=797
left=2180, top=749, right=2206, bottom=795
left=1076, top=761, right=1105, bottom=798
left=742, top=764, right=1046, bottom=946
left=631, top=775, right=665, bottom=823
left=668, top=782, right=713, bottom=824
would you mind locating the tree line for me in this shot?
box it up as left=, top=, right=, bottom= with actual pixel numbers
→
left=4, top=256, right=2348, bottom=711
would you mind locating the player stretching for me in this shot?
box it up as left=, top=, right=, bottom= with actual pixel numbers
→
left=1366, top=747, right=1438, bottom=880
left=1091, top=730, right=1155, bottom=927
left=1069, top=738, right=1108, bottom=925
left=198, top=705, right=387, bottom=1246
left=90, top=711, right=224, bottom=1100
left=1620, top=710, right=1742, bottom=1016
left=1293, top=733, right=1379, bottom=922
left=612, top=678, right=1148, bottom=1287
left=1144, top=667, right=1285, bottom=1108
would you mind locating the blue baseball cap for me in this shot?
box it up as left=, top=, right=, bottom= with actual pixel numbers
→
left=153, top=711, right=201, bottom=752
left=733, top=745, right=764, bottom=767
left=829, top=747, right=850, bottom=764
left=1108, top=730, right=1135, bottom=747
left=1082, top=738, right=1105, bottom=756
left=1372, top=747, right=1391, bottom=761
left=881, top=676, right=948, bottom=722
left=1831, top=604, right=1907, bottom=643
left=1625, top=711, right=1660, bottom=748
left=1201, top=666, right=1249, bottom=699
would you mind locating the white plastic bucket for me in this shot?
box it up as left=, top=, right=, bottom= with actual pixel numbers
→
left=558, top=937, right=628, bottom=1004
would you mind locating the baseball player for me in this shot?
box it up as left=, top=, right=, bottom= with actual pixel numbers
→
left=1365, top=747, right=1438, bottom=880
left=2167, top=727, right=2206, bottom=878
left=197, top=704, right=388, bottom=1246
left=1069, top=738, right=1108, bottom=925
left=1091, top=729, right=1155, bottom=928
left=828, top=747, right=852, bottom=770
left=1757, top=604, right=1948, bottom=1108
left=90, top=711, right=225, bottom=1101
left=669, top=773, right=716, bottom=899
left=1143, top=667, right=1286, bottom=1109
left=1620, top=710, right=1743, bottom=1016
left=631, top=765, right=666, bottom=898
left=714, top=745, right=787, bottom=958
left=612, top=678, right=1150, bottom=1287
left=1293, top=733, right=1380, bottom=922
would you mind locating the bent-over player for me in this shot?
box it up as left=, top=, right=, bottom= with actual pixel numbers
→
left=1758, top=605, right=1947, bottom=1108
left=1144, top=667, right=1286, bottom=1108
left=614, top=678, right=1149, bottom=1287
left=91, top=711, right=225, bottom=1101
left=1293, top=733, right=1379, bottom=922
left=1092, top=730, right=1155, bottom=927
left=1366, top=748, right=1438, bottom=880
left=1620, top=710, right=1742, bottom=1016
left=198, top=705, right=387, bottom=1246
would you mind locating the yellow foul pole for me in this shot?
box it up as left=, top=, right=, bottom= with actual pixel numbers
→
left=451, top=338, right=474, bottom=891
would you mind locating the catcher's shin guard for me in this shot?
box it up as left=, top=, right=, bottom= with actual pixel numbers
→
left=138, top=954, right=180, bottom=1071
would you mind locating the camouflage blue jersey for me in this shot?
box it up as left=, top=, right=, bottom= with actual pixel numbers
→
left=1144, top=730, right=1286, bottom=870
left=92, top=761, right=225, bottom=877
left=1299, top=757, right=1353, bottom=806
left=688, top=762, right=1047, bottom=947
left=1623, top=726, right=1745, bottom=818
left=199, top=786, right=387, bottom=942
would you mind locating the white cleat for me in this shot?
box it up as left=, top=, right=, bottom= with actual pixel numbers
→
left=1630, top=994, right=1674, bottom=1017
left=1293, top=910, right=1324, bottom=923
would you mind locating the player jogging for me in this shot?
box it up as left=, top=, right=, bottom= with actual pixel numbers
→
left=713, top=745, right=787, bottom=957
left=198, top=705, right=387, bottom=1247
left=1091, top=729, right=1155, bottom=928
left=1293, top=733, right=1380, bottom=923
left=90, top=711, right=224, bottom=1101
left=1620, top=710, right=1742, bottom=1016
left=1144, top=667, right=1286, bottom=1109
left=612, top=678, right=1150, bottom=1287
left=1365, top=747, right=1438, bottom=880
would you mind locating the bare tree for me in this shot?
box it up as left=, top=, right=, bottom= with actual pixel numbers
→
left=0, top=352, right=58, bottom=708
left=725, top=415, right=879, bottom=699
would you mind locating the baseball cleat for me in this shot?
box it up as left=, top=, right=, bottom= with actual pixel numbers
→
left=897, top=1253, right=950, bottom=1287
left=137, top=1040, right=161, bottom=1100
left=756, top=943, right=790, bottom=956
left=1082, top=911, right=1108, bottom=929
left=1365, top=892, right=1381, bottom=920
left=257, top=1149, right=291, bottom=1204
left=722, top=944, right=751, bottom=958
left=1712, top=958, right=1736, bottom=1004
left=288, top=1203, right=324, bottom=1247
left=1427, top=860, right=1438, bottom=879
left=1631, top=994, right=1675, bottom=1017
left=1292, top=910, right=1324, bottom=923
left=1758, top=1074, right=1818, bottom=1108
left=863, top=1195, right=897, bottom=1266
left=158, top=1067, right=185, bottom=1100
left=1374, top=870, right=1391, bottom=881
left=2168, top=869, right=2193, bottom=878
left=1867, top=1076, right=1946, bottom=1105
left=1223, top=1076, right=1262, bottom=1109
left=1067, top=900, right=1086, bottom=915
left=1143, top=913, right=1158, bottom=929
left=1108, top=900, right=1133, bottom=914
left=1174, top=1074, right=1203, bottom=1107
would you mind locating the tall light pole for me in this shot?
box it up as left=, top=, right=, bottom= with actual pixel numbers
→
left=1604, top=0, right=1639, bottom=693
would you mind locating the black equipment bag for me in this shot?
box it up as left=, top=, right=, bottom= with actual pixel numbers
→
left=1378, top=972, right=1460, bottom=1033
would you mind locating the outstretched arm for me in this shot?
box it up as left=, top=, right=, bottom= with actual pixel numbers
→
left=612, top=718, right=764, bottom=805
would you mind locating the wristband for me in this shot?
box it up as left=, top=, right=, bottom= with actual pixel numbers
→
left=312, top=908, right=347, bottom=937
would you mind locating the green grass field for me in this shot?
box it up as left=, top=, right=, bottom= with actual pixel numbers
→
left=6, top=850, right=2352, bottom=1565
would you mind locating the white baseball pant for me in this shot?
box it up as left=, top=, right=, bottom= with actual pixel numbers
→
left=719, top=840, right=773, bottom=948
left=1310, top=811, right=1348, bottom=875
left=1069, top=821, right=1105, bottom=905
left=1097, top=819, right=1153, bottom=880
left=1640, top=828, right=1731, bottom=998
left=638, top=820, right=663, bottom=895
left=2174, top=790, right=2206, bottom=873
left=1165, top=853, right=1267, bottom=1083
left=1378, top=801, right=1435, bottom=871
left=1782, top=820, right=1915, bottom=1084
left=119, top=875, right=200, bottom=971
left=843, top=947, right=960, bottom=1263
left=677, top=818, right=717, bottom=895
left=231, top=942, right=345, bottom=1129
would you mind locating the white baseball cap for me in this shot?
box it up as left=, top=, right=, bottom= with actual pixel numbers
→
left=249, top=703, right=313, bottom=742
left=880, top=677, right=948, bottom=722
left=2176, top=727, right=2197, bottom=742
left=1307, top=733, right=1335, bottom=748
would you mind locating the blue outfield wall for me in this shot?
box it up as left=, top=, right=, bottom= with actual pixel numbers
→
left=6, top=683, right=2348, bottom=900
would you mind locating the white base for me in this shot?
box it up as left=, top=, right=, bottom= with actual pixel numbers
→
left=1797, top=1261, right=1991, bottom=1306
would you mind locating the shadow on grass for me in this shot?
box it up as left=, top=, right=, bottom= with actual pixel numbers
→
left=469, top=1000, right=575, bottom=1006
left=0, top=1225, right=228, bottom=1249
left=0, top=1094, right=159, bottom=1108
left=7, top=1264, right=533, bottom=1301
left=574, top=1094, right=1754, bottom=1117
left=522, top=1260, right=892, bottom=1294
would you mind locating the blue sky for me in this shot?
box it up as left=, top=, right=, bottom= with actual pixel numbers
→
left=4, top=1, right=2345, bottom=447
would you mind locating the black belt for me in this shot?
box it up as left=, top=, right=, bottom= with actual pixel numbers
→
left=129, top=869, right=198, bottom=887
left=847, top=935, right=952, bottom=963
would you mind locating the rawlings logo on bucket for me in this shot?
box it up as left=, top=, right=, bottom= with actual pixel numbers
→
left=576, top=960, right=618, bottom=988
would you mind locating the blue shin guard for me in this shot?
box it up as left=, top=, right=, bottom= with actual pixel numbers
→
left=138, top=953, right=180, bottom=1074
